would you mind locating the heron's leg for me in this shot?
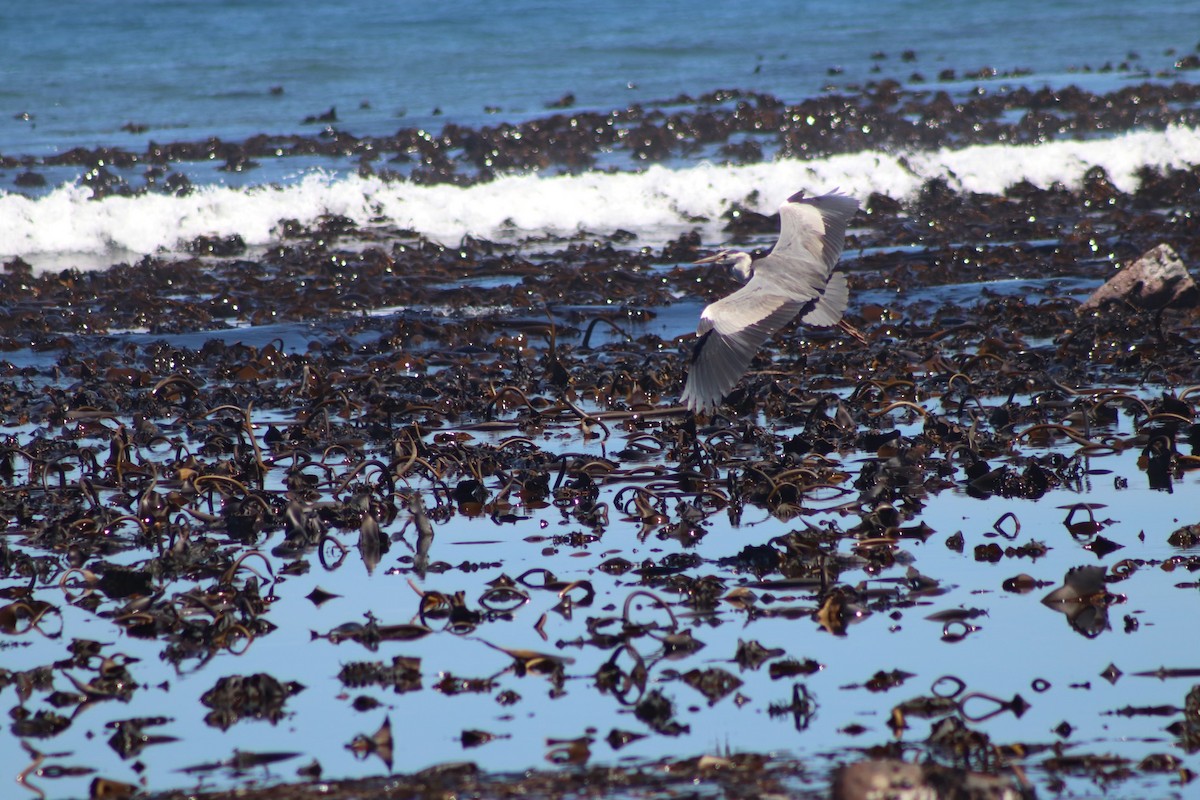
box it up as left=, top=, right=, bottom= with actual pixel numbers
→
left=837, top=319, right=868, bottom=345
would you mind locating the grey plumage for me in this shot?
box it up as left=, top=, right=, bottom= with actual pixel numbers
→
left=680, top=189, right=859, bottom=413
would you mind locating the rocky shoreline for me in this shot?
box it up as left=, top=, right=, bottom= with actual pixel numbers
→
left=4, top=69, right=1200, bottom=799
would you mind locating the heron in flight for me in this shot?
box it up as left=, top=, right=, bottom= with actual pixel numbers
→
left=680, top=189, right=860, bottom=414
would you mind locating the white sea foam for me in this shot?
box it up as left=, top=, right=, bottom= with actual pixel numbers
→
left=2, top=125, right=1198, bottom=271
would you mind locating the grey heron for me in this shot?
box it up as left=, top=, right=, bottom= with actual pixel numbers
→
left=680, top=189, right=860, bottom=414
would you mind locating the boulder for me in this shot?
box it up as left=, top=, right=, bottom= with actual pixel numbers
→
left=1078, top=243, right=1197, bottom=312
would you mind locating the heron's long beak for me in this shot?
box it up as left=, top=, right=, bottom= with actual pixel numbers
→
left=692, top=252, right=727, bottom=265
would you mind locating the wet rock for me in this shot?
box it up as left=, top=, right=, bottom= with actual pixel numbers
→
left=13, top=171, right=46, bottom=188
left=833, top=758, right=1026, bottom=799
left=1078, top=243, right=1198, bottom=312
left=302, top=107, right=338, bottom=124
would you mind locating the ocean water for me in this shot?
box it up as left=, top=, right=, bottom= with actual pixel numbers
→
left=1, top=1, right=1199, bottom=270
left=2, top=0, right=1198, bottom=154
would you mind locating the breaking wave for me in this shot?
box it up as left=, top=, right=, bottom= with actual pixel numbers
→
left=2, top=124, right=1199, bottom=270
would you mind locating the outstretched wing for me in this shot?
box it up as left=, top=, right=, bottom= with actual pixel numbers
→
left=780, top=190, right=859, bottom=274
left=757, top=191, right=859, bottom=295
left=681, top=285, right=806, bottom=413
left=800, top=271, right=849, bottom=327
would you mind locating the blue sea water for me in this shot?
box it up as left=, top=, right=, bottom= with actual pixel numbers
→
left=2, top=0, right=1198, bottom=160
left=2, top=0, right=1199, bottom=267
